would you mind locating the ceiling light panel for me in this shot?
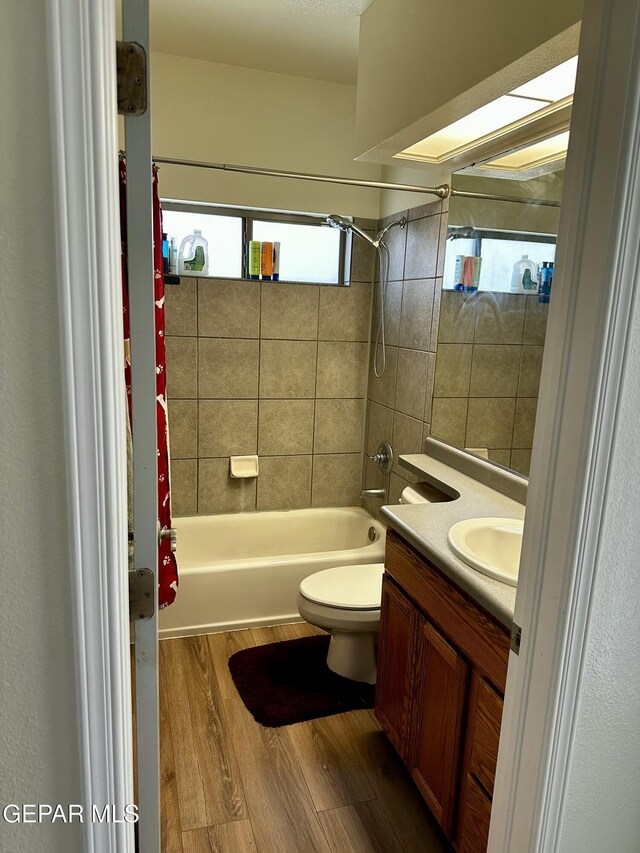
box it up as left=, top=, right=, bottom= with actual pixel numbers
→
left=510, top=57, right=578, bottom=102
left=484, top=131, right=570, bottom=171
left=399, top=95, right=547, bottom=162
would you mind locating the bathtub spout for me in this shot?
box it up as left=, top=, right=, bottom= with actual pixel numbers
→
left=361, top=488, right=387, bottom=499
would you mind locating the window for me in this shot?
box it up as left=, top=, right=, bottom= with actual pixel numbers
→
left=443, top=228, right=556, bottom=292
left=161, top=201, right=346, bottom=285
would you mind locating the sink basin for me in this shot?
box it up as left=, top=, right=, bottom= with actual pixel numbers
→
left=447, top=517, right=524, bottom=586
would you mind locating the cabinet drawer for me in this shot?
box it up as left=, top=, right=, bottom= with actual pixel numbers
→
left=385, top=530, right=510, bottom=692
left=469, top=678, right=503, bottom=797
left=458, top=773, right=492, bottom=853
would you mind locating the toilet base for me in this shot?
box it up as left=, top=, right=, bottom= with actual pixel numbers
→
left=326, top=630, right=378, bottom=685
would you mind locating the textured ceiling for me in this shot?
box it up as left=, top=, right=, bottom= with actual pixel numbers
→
left=149, top=0, right=372, bottom=84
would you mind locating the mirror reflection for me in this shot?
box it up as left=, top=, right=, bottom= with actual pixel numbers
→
left=431, top=168, right=564, bottom=476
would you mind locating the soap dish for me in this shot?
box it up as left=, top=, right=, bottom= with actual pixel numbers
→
left=229, top=455, right=259, bottom=479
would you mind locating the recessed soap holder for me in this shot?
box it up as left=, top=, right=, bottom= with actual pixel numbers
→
left=229, top=455, right=259, bottom=478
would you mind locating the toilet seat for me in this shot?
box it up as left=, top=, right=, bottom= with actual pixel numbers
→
left=298, top=563, right=384, bottom=611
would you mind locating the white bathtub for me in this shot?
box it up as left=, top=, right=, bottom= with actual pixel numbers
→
left=158, top=506, right=386, bottom=639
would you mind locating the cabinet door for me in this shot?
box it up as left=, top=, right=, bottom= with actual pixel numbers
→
left=375, top=575, right=418, bottom=760
left=408, top=619, right=468, bottom=837
left=458, top=773, right=492, bottom=853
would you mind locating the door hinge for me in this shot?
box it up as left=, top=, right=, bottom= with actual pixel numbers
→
left=116, top=41, right=147, bottom=116
left=129, top=568, right=155, bottom=621
left=510, top=623, right=522, bottom=655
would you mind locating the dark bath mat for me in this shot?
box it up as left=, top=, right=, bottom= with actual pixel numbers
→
left=229, top=634, right=374, bottom=727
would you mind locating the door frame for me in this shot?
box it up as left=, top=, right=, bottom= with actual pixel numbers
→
left=490, top=0, right=640, bottom=849
left=47, top=0, right=640, bottom=851
left=46, top=1, right=134, bottom=851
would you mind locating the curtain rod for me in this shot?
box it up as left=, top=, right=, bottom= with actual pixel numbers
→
left=152, top=155, right=562, bottom=208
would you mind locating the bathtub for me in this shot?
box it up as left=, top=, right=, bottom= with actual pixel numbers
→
left=158, top=506, right=386, bottom=639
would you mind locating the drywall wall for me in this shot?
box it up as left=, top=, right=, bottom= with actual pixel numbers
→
left=356, top=0, right=582, bottom=161
left=0, top=2, right=84, bottom=852
left=150, top=52, right=383, bottom=218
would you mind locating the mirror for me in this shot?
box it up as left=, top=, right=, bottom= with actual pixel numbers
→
left=431, top=167, right=564, bottom=476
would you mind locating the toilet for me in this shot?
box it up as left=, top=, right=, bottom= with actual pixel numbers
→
left=298, top=484, right=440, bottom=684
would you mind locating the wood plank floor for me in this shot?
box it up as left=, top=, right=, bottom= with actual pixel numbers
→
left=160, top=623, right=451, bottom=853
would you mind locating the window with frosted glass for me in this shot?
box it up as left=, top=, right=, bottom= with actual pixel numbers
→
left=161, top=209, right=243, bottom=279
left=252, top=220, right=342, bottom=284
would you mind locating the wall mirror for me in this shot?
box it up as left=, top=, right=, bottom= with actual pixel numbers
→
left=430, top=164, right=564, bottom=476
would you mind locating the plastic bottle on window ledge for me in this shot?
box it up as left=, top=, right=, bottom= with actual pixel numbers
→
left=272, top=242, right=281, bottom=281
left=510, top=255, right=538, bottom=294
left=248, top=241, right=261, bottom=280
left=261, top=241, right=273, bottom=281
left=178, top=229, right=209, bottom=276
left=538, top=261, right=554, bottom=303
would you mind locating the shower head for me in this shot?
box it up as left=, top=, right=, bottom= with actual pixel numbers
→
left=326, top=214, right=377, bottom=247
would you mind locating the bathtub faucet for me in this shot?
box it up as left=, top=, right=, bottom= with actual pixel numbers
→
left=361, top=488, right=387, bottom=499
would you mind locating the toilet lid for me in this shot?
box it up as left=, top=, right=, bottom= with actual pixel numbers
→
left=299, top=563, right=385, bottom=610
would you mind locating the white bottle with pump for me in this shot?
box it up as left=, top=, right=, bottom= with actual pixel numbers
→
left=510, top=255, right=538, bottom=294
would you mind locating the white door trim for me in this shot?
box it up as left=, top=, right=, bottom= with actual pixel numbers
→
left=490, top=0, right=640, bottom=849
left=46, top=2, right=134, bottom=851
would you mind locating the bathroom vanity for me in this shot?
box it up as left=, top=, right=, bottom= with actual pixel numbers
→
left=375, top=443, right=524, bottom=852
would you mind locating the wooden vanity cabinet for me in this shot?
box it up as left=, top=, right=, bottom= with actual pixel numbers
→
left=376, top=530, right=510, bottom=852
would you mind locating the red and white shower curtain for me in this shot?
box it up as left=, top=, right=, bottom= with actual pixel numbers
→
left=119, top=156, right=178, bottom=608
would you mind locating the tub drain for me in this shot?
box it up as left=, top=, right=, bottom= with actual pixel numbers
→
left=368, top=527, right=378, bottom=542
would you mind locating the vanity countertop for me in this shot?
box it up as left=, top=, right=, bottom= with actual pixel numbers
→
left=381, top=451, right=525, bottom=628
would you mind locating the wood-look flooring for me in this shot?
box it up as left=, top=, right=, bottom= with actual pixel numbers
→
left=160, top=623, right=451, bottom=853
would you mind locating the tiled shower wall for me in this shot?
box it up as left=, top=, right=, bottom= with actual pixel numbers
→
left=165, top=230, right=377, bottom=516
left=362, top=199, right=449, bottom=516
left=430, top=291, right=548, bottom=477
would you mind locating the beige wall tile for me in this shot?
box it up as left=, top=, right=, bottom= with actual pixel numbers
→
left=431, top=397, right=469, bottom=447
left=199, top=338, right=259, bottom=399
left=466, top=397, right=516, bottom=449
left=257, top=455, right=312, bottom=510
left=366, top=401, right=394, bottom=456
left=167, top=400, right=197, bottom=459
left=434, top=343, right=473, bottom=397
left=475, top=293, right=525, bottom=344
left=367, top=345, right=398, bottom=408
left=384, top=217, right=407, bottom=281
left=395, top=349, right=429, bottom=420
left=407, top=200, right=442, bottom=221
left=314, top=399, right=365, bottom=453
left=260, top=340, right=317, bottom=398
left=318, top=281, right=371, bottom=342
left=430, top=279, right=443, bottom=350
left=312, top=453, right=362, bottom=507
left=380, top=279, right=403, bottom=346
left=349, top=234, right=376, bottom=283
left=198, top=279, right=260, bottom=338
left=170, top=459, right=197, bottom=517
left=198, top=458, right=256, bottom=514
left=166, top=336, right=197, bottom=398
left=513, top=397, right=538, bottom=448
left=510, top=448, right=532, bottom=476
left=389, top=472, right=413, bottom=504
left=488, top=449, right=512, bottom=468
left=437, top=292, right=478, bottom=343
left=165, top=277, right=197, bottom=336
left=198, top=400, right=258, bottom=457
left=399, top=279, right=435, bottom=350
left=469, top=345, right=521, bottom=397
left=523, top=295, right=549, bottom=345
left=392, top=411, right=424, bottom=474
left=258, top=399, right=314, bottom=455
left=518, top=345, right=544, bottom=397
left=361, top=457, right=389, bottom=518
left=436, top=215, right=448, bottom=278
left=404, top=215, right=439, bottom=279
left=316, top=341, right=368, bottom=398
left=261, top=283, right=319, bottom=340
left=424, top=352, right=436, bottom=422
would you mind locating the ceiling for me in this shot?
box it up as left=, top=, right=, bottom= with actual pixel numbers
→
left=149, top=0, right=372, bottom=84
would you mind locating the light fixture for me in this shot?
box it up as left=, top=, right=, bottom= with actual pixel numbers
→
left=477, top=131, right=570, bottom=179
left=395, top=57, right=578, bottom=165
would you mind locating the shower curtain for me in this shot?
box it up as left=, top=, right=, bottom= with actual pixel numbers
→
left=119, top=156, right=178, bottom=608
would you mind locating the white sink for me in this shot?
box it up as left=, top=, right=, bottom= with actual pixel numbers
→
left=447, top=517, right=524, bottom=586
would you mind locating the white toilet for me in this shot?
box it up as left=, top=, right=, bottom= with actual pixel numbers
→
left=298, top=484, right=442, bottom=684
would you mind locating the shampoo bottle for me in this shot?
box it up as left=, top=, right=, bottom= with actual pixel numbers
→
left=248, top=241, right=261, bottom=280
left=261, top=241, right=273, bottom=281
left=272, top=242, right=281, bottom=281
